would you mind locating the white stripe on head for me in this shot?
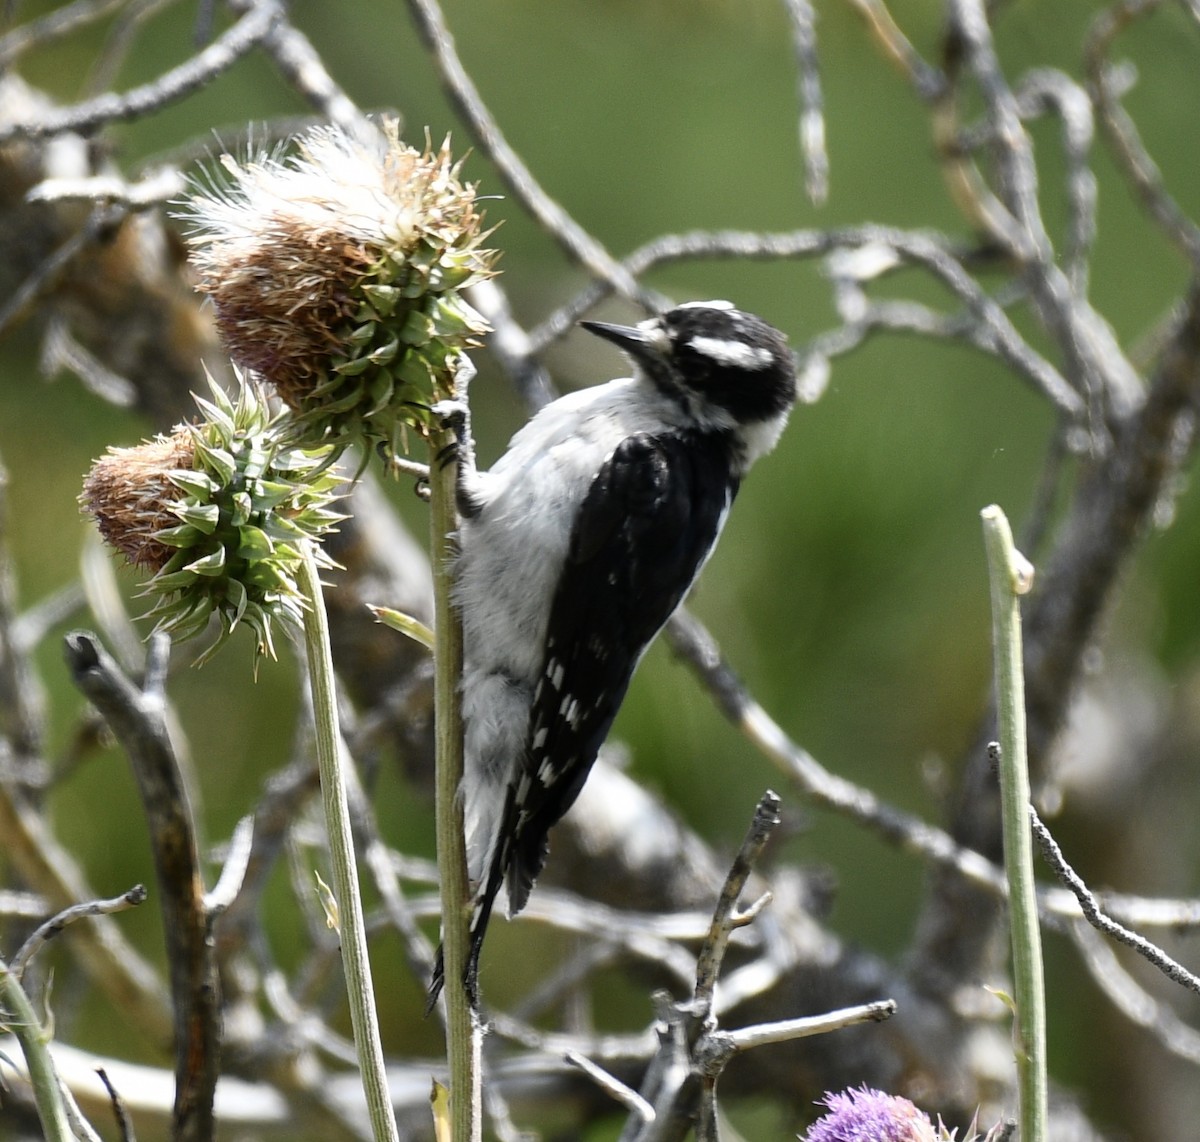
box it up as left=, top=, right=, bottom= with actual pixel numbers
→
left=676, top=299, right=735, bottom=311
left=686, top=335, right=775, bottom=370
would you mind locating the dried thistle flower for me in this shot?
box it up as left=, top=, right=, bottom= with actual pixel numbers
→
left=81, top=430, right=195, bottom=573
left=81, top=374, right=343, bottom=664
left=181, top=121, right=496, bottom=459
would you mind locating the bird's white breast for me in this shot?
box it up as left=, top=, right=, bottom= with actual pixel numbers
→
left=454, top=378, right=687, bottom=683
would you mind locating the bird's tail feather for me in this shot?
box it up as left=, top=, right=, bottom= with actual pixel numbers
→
left=505, top=830, right=550, bottom=917
left=424, top=783, right=521, bottom=1011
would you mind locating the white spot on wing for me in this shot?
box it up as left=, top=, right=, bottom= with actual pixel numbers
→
left=558, top=696, right=581, bottom=726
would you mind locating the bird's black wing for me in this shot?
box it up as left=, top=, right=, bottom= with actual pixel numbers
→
left=504, top=430, right=738, bottom=911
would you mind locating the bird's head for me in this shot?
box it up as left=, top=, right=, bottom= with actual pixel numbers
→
left=581, top=301, right=796, bottom=441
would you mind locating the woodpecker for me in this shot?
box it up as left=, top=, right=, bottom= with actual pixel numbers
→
left=430, top=300, right=796, bottom=1004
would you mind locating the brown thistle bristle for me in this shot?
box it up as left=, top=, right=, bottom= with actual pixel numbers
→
left=80, top=431, right=194, bottom=572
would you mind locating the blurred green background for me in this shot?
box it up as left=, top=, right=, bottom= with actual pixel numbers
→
left=4, top=1, right=1200, bottom=1137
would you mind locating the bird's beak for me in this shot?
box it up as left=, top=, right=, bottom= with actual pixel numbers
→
left=580, top=319, right=669, bottom=365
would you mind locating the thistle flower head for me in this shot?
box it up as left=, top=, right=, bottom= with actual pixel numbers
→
left=180, top=122, right=496, bottom=458
left=801, top=1087, right=1007, bottom=1142
left=803, top=1086, right=938, bottom=1142
left=81, top=374, right=343, bottom=664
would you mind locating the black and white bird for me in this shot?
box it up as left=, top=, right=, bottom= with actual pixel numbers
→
left=431, top=300, right=796, bottom=1003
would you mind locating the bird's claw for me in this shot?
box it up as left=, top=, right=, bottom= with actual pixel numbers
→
left=432, top=399, right=473, bottom=472
left=432, top=399, right=469, bottom=435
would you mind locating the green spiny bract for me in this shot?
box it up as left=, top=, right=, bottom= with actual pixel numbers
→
left=82, top=377, right=343, bottom=664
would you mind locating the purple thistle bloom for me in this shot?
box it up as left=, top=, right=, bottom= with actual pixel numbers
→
left=803, top=1085, right=939, bottom=1142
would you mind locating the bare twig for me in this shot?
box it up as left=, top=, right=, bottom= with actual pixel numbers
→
left=611, top=793, right=896, bottom=1142
left=515, top=888, right=708, bottom=993
left=693, top=791, right=781, bottom=1019
left=1072, top=892, right=1200, bottom=931
left=942, top=0, right=1142, bottom=419
left=0, top=1, right=281, bottom=144
left=0, top=0, right=132, bottom=69
left=214, top=755, right=319, bottom=957
left=1033, top=808, right=1200, bottom=997
left=0, top=765, right=171, bottom=1045
left=60, top=1080, right=106, bottom=1142
left=404, top=0, right=654, bottom=307
left=1010, top=69, right=1098, bottom=295
left=0, top=455, right=45, bottom=758
left=616, top=797, right=785, bottom=1142
left=204, top=815, right=255, bottom=915
left=1068, top=922, right=1200, bottom=1066
left=664, top=601, right=1200, bottom=991
left=12, top=885, right=147, bottom=979
left=28, top=166, right=186, bottom=210
left=11, top=580, right=86, bottom=658
left=84, top=0, right=181, bottom=99
left=467, top=278, right=555, bottom=410
left=844, top=0, right=944, bottom=98
left=943, top=0, right=1047, bottom=259
left=0, top=888, right=49, bottom=918
left=39, top=318, right=138, bottom=406
left=695, top=1000, right=896, bottom=1070
left=566, top=1050, right=656, bottom=1124
left=489, top=1011, right=655, bottom=1063
left=0, top=202, right=123, bottom=341
left=228, top=0, right=367, bottom=135
left=1085, top=0, right=1200, bottom=267
left=95, top=1067, right=137, bottom=1142
left=783, top=0, right=828, bottom=205
left=341, top=747, right=438, bottom=1007
left=64, top=630, right=219, bottom=1142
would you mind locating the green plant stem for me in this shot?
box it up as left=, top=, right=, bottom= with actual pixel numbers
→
left=0, top=956, right=74, bottom=1142
left=428, top=425, right=482, bottom=1142
left=981, top=504, right=1047, bottom=1142
left=298, top=547, right=399, bottom=1142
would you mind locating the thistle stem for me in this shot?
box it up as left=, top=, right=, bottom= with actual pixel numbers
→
left=298, top=547, right=399, bottom=1142
left=0, top=956, right=74, bottom=1142
left=981, top=504, right=1047, bottom=1142
left=427, top=425, right=482, bottom=1142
